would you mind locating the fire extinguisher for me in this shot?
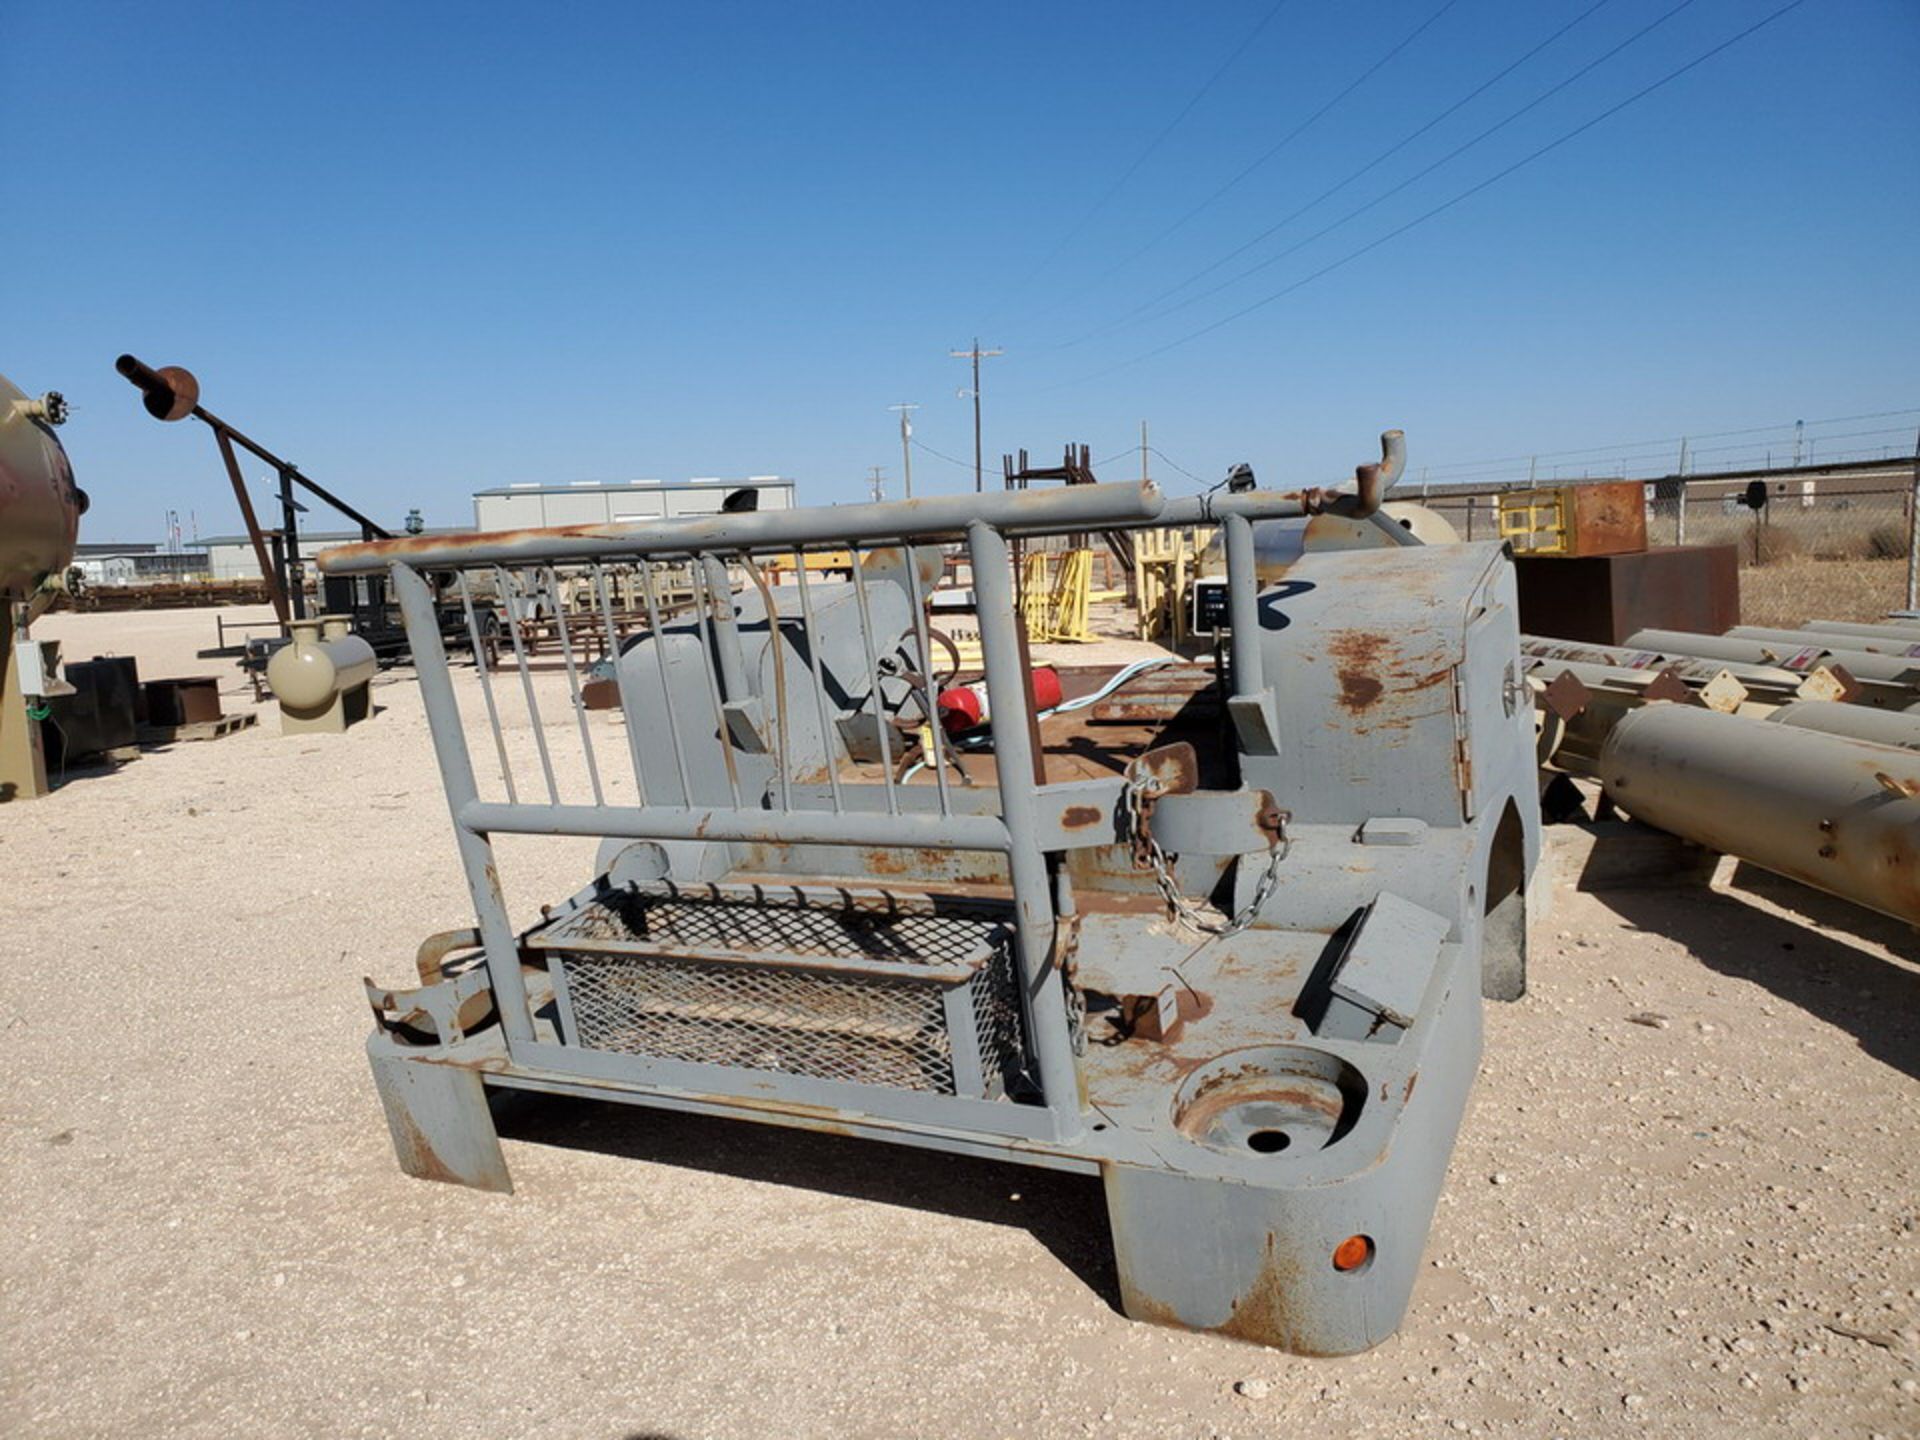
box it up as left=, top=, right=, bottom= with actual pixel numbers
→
left=935, top=666, right=1064, bottom=736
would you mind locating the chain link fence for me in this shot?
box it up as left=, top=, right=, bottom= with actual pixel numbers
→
left=1419, top=458, right=1920, bottom=629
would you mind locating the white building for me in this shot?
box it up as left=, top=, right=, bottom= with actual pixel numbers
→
left=471, top=477, right=796, bottom=531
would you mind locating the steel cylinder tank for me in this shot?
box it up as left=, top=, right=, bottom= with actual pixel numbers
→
left=1197, top=501, right=1457, bottom=582
left=0, top=373, right=86, bottom=602
left=267, top=616, right=377, bottom=734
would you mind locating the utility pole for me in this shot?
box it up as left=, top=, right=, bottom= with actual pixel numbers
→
left=950, top=339, right=1002, bottom=493
left=868, top=466, right=886, bottom=504
left=1675, top=436, right=1690, bottom=546
left=1140, top=420, right=1149, bottom=482
left=1905, top=426, right=1920, bottom=611
left=888, top=403, right=919, bottom=499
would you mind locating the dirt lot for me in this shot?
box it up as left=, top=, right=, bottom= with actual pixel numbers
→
left=3, top=606, right=1916, bottom=1439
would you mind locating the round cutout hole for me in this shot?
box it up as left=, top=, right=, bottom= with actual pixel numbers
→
left=1246, top=1129, right=1292, bottom=1154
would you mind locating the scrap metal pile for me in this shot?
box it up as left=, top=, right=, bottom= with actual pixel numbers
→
left=325, top=431, right=1543, bottom=1356
left=1526, top=618, right=1920, bottom=924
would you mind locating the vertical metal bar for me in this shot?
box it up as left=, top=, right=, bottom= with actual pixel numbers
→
left=741, top=552, right=794, bottom=815
left=593, top=562, right=648, bottom=803
left=458, top=572, right=516, bottom=803
left=701, top=553, right=749, bottom=701
left=791, top=550, right=845, bottom=814
left=544, top=566, right=603, bottom=806
left=212, top=428, right=289, bottom=626
left=689, top=555, right=744, bottom=807
left=638, top=558, right=695, bottom=807
left=278, top=469, right=308, bottom=621
left=848, top=549, right=898, bottom=814
left=495, top=564, right=559, bottom=804
left=967, top=521, right=1081, bottom=1139
left=900, top=547, right=953, bottom=815
left=1222, top=512, right=1264, bottom=699
left=390, top=563, right=535, bottom=1047
left=1906, top=429, right=1920, bottom=611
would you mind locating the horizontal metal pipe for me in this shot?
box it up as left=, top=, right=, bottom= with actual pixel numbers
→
left=1600, top=704, right=1920, bottom=926
left=1522, top=636, right=1804, bottom=696
left=459, top=800, right=1012, bottom=852
left=320, top=480, right=1167, bottom=574
left=1802, top=619, right=1920, bottom=643
left=1625, top=629, right=1920, bottom=687
left=1765, top=700, right=1920, bottom=751
left=1728, top=624, right=1920, bottom=659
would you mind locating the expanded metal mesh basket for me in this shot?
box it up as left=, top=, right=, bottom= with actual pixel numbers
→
left=527, top=882, right=1027, bottom=1098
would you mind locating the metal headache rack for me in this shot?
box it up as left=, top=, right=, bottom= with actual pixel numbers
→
left=327, top=434, right=1544, bottom=1357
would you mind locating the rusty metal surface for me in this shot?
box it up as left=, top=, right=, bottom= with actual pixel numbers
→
left=1514, top=544, right=1740, bottom=645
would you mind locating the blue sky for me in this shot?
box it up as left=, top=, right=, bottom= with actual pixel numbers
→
left=6, top=0, right=1916, bottom=540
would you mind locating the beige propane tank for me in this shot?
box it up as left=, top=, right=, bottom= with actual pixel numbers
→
left=267, top=615, right=377, bottom=734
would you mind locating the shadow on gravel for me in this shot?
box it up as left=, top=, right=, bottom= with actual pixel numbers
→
left=1593, top=864, right=1920, bottom=1082
left=495, top=1093, right=1124, bottom=1313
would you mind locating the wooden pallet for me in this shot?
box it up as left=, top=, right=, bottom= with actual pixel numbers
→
left=138, top=711, right=258, bottom=745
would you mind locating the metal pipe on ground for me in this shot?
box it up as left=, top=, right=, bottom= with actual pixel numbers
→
left=1765, top=700, right=1920, bottom=751
left=1599, top=703, right=1920, bottom=926
left=1624, top=629, right=1920, bottom=701
left=1728, top=624, right=1920, bottom=659
left=1802, top=619, right=1920, bottom=644
left=1521, top=636, right=1812, bottom=703
left=1528, top=663, right=1699, bottom=778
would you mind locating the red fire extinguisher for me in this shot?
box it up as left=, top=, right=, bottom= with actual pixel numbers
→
left=936, top=666, right=1064, bottom=736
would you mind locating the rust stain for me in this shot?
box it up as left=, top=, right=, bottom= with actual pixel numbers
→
left=1215, top=1232, right=1321, bottom=1352
left=390, top=1109, right=461, bottom=1186
left=1061, top=804, right=1103, bottom=830
left=1327, top=631, right=1390, bottom=714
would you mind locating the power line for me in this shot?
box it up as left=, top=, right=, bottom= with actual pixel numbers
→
left=911, top=437, right=985, bottom=472
left=1082, top=0, right=1467, bottom=297
left=1009, top=0, right=1295, bottom=293
left=1057, top=0, right=1620, bottom=350
left=1036, top=0, right=1810, bottom=392
left=1418, top=409, right=1920, bottom=477
left=1109, top=0, right=1703, bottom=343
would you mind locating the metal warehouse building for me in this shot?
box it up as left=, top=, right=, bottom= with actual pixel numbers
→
left=471, top=477, right=796, bottom=531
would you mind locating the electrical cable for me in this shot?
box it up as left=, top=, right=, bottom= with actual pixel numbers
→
left=1009, top=0, right=1297, bottom=296
left=1058, top=0, right=1621, bottom=350
left=1107, top=0, right=1705, bottom=342
left=1083, top=0, right=1467, bottom=294
left=1033, top=0, right=1812, bottom=393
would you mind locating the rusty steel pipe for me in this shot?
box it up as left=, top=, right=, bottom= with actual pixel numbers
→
left=1600, top=703, right=1920, bottom=925
left=323, top=479, right=1167, bottom=574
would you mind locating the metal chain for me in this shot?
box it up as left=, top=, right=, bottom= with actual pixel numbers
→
left=1121, top=760, right=1288, bottom=937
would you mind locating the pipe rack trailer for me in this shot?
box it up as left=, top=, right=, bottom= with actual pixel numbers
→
left=320, top=431, right=1541, bottom=1357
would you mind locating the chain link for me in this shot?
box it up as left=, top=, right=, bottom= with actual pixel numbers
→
left=1121, top=760, right=1288, bottom=937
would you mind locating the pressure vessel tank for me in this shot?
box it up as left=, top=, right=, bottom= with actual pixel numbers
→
left=0, top=373, right=86, bottom=602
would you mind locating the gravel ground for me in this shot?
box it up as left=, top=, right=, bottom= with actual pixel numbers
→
left=2, top=607, right=1916, bottom=1439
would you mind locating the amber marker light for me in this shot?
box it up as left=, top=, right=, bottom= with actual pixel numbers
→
left=1332, top=1234, right=1375, bottom=1272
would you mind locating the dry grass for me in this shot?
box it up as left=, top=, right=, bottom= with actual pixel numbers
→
left=1739, top=554, right=1909, bottom=628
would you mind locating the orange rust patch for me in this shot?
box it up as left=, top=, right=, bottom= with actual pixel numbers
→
left=1327, top=631, right=1390, bottom=714
left=1061, top=804, right=1104, bottom=830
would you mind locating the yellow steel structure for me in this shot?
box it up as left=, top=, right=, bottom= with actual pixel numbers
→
left=1497, top=490, right=1570, bottom=555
